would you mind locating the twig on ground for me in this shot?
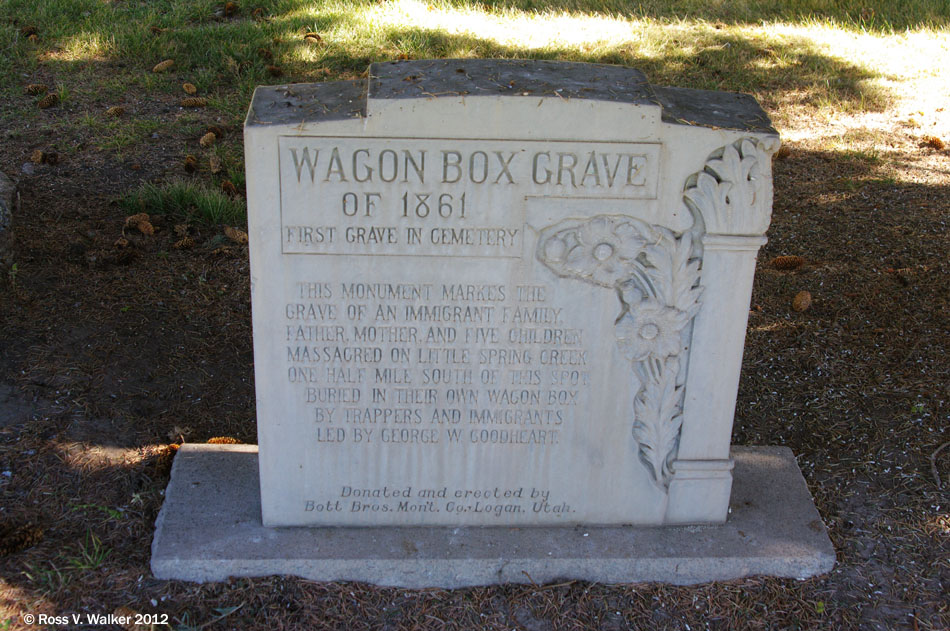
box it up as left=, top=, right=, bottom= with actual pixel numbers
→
left=930, top=441, right=949, bottom=489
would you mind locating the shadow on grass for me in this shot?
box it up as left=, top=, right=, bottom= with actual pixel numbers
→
left=463, top=0, right=950, bottom=32
left=2, top=0, right=892, bottom=117
left=310, top=23, right=889, bottom=112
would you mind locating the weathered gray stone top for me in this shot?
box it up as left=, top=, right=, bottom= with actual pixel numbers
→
left=246, top=59, right=776, bottom=134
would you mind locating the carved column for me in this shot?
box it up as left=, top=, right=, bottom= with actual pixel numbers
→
left=666, top=137, right=778, bottom=524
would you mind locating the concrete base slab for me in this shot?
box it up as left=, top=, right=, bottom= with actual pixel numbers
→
left=151, top=444, right=834, bottom=587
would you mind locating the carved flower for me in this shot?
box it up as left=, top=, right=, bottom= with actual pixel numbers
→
left=551, top=216, right=645, bottom=287
left=615, top=299, right=689, bottom=362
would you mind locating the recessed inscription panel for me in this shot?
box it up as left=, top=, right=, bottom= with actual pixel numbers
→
left=272, top=259, right=667, bottom=526
left=255, top=135, right=677, bottom=526
left=278, top=137, right=660, bottom=256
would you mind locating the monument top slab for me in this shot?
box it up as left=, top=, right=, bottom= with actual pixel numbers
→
left=246, top=59, right=776, bottom=135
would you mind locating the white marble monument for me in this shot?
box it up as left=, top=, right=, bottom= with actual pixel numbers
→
left=152, top=60, right=834, bottom=585
left=246, top=60, right=778, bottom=527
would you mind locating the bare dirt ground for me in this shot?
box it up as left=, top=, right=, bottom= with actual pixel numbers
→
left=0, top=38, right=948, bottom=631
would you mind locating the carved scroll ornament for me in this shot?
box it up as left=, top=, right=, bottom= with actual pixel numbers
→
left=683, top=137, right=778, bottom=236
left=536, top=215, right=703, bottom=489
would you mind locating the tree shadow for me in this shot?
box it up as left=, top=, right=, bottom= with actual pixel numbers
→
left=0, top=0, right=896, bottom=125
left=460, top=0, right=950, bottom=32
left=343, top=23, right=889, bottom=112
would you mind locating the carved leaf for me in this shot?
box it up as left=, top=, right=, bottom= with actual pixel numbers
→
left=684, top=171, right=727, bottom=228
left=683, top=138, right=775, bottom=235
left=632, top=358, right=684, bottom=487
left=670, top=233, right=703, bottom=317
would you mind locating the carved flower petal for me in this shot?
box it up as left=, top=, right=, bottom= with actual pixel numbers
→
left=578, top=215, right=614, bottom=245
left=615, top=235, right=646, bottom=260
left=618, top=300, right=689, bottom=361
left=543, top=236, right=567, bottom=262
left=591, top=259, right=628, bottom=287
left=615, top=316, right=652, bottom=362
left=564, top=244, right=599, bottom=276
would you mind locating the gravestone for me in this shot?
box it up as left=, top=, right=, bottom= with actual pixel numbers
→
left=152, top=60, right=834, bottom=585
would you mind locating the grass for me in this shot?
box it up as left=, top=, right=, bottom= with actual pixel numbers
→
left=22, top=561, right=72, bottom=597
left=121, top=179, right=246, bottom=226
left=67, top=531, right=109, bottom=571
left=2, top=0, right=948, bottom=135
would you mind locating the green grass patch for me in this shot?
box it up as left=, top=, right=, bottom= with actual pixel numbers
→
left=0, top=0, right=946, bottom=156
left=121, top=179, right=246, bottom=226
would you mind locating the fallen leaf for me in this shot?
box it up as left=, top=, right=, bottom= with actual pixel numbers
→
left=0, top=522, right=43, bottom=556
left=921, top=135, right=945, bottom=150
left=124, top=213, right=154, bottom=236
left=207, top=436, right=241, bottom=444
left=224, top=225, right=248, bottom=244
left=771, top=255, right=805, bottom=271
left=792, top=290, right=812, bottom=312
left=168, top=426, right=191, bottom=441
left=179, top=97, right=207, bottom=107
left=152, top=59, right=175, bottom=73
left=37, top=93, right=59, bottom=109
left=199, top=131, right=216, bottom=148
left=154, top=443, right=179, bottom=477
left=182, top=82, right=197, bottom=95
